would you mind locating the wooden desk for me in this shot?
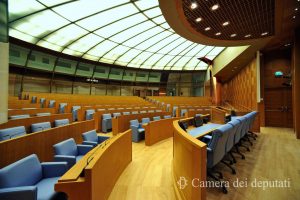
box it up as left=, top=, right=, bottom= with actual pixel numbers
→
left=187, top=123, right=222, bottom=138
left=172, top=119, right=207, bottom=200
left=0, top=113, right=72, bottom=133
left=112, top=112, right=171, bottom=135
left=0, top=120, right=95, bottom=168
left=143, top=117, right=181, bottom=146
left=55, top=129, right=132, bottom=200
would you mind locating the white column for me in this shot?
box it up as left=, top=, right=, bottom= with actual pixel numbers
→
left=0, top=42, right=9, bottom=123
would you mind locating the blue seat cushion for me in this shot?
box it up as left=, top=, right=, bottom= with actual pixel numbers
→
left=82, top=130, right=97, bottom=143
left=76, top=155, right=84, bottom=162
left=36, top=177, right=60, bottom=200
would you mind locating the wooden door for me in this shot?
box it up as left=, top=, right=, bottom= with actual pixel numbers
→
left=265, top=88, right=293, bottom=127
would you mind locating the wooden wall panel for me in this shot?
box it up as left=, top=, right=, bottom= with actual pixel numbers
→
left=221, top=58, right=258, bottom=110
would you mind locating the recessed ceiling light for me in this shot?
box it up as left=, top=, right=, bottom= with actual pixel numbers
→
left=195, top=17, right=202, bottom=22
left=293, top=15, right=296, bottom=19
left=245, top=34, right=251, bottom=38
left=222, top=21, right=230, bottom=26
left=215, top=32, right=221, bottom=36
left=191, top=2, right=198, bottom=9
left=205, top=27, right=211, bottom=31
left=230, top=33, right=237, bottom=37
left=261, top=32, right=268, bottom=36
left=211, top=4, right=220, bottom=11
left=295, top=8, right=298, bottom=11
left=285, top=43, right=291, bottom=47
left=232, top=70, right=235, bottom=72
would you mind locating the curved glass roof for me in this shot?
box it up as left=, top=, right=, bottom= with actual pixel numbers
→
left=8, top=0, right=225, bottom=70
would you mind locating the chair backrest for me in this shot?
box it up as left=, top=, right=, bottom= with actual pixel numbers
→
left=53, top=138, right=78, bottom=156
left=0, top=126, right=26, bottom=141
left=148, top=110, right=154, bottom=113
left=113, top=112, right=121, bottom=117
left=31, top=96, right=37, bottom=103
left=156, top=110, right=162, bottom=112
left=153, top=116, right=161, bottom=121
left=130, top=119, right=139, bottom=127
left=82, top=130, right=98, bottom=142
left=140, top=111, right=147, bottom=113
left=9, top=114, right=30, bottom=120
left=195, top=114, right=202, bottom=117
left=86, top=109, right=95, bottom=120
left=31, top=122, right=51, bottom=133
left=97, top=108, right=105, bottom=112
left=49, top=100, right=56, bottom=108
left=236, top=116, right=248, bottom=138
left=166, top=104, right=170, bottom=112
left=102, top=113, right=112, bottom=120
left=228, top=119, right=241, bottom=144
left=172, top=106, right=178, bottom=117
left=225, top=121, right=237, bottom=152
left=141, top=118, right=150, bottom=124
left=54, top=119, right=70, bottom=127
left=180, top=109, right=187, bottom=117
left=36, top=112, right=51, bottom=117
left=207, top=124, right=231, bottom=168
left=72, top=106, right=81, bottom=111
left=0, top=154, right=42, bottom=188
left=131, top=111, right=138, bottom=114
left=59, top=103, right=67, bottom=113
left=164, top=115, right=171, bottom=119
left=40, top=98, right=45, bottom=108
left=123, top=112, right=130, bottom=115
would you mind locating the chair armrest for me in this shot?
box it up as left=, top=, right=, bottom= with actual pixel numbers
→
left=77, top=144, right=93, bottom=155
left=54, top=155, right=76, bottom=168
left=97, top=136, right=110, bottom=143
left=41, top=162, right=68, bottom=178
left=82, top=141, right=98, bottom=147
left=0, top=186, right=37, bottom=200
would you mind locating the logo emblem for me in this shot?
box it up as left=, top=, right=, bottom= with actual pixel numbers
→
left=177, top=177, right=188, bottom=189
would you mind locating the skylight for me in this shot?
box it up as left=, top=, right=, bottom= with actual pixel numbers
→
left=8, top=0, right=225, bottom=70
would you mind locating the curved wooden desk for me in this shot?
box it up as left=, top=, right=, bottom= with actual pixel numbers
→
left=55, top=130, right=132, bottom=200
left=172, top=119, right=207, bottom=200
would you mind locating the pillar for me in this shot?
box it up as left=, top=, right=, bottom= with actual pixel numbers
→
left=293, top=27, right=300, bottom=139
left=0, top=0, right=8, bottom=123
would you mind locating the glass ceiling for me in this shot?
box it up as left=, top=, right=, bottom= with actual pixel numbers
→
left=8, top=0, right=225, bottom=70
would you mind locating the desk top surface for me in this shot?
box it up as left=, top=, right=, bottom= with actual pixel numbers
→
left=187, top=123, right=222, bottom=138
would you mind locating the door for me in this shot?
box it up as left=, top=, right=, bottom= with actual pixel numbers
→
left=264, top=88, right=293, bottom=127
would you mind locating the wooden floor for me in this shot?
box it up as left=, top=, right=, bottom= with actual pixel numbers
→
left=108, top=127, right=300, bottom=200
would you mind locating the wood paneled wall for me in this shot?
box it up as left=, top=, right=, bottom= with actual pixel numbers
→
left=221, top=58, right=258, bottom=110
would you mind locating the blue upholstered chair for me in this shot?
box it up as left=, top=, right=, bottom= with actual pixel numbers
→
left=156, top=110, right=162, bottom=112
left=10, top=114, right=30, bottom=120
left=102, top=114, right=112, bottom=133
left=72, top=106, right=81, bottom=121
left=112, top=112, right=121, bottom=118
left=53, top=138, right=93, bottom=168
left=180, top=109, right=188, bottom=117
left=0, top=154, right=68, bottom=200
left=163, top=115, right=171, bottom=119
left=195, top=114, right=202, bottom=117
left=148, top=110, right=154, bottom=113
left=206, top=124, right=231, bottom=194
left=166, top=104, right=171, bottom=112
left=141, top=118, right=150, bottom=124
left=228, top=119, right=245, bottom=160
left=153, top=116, right=161, bottom=121
left=82, top=130, right=110, bottom=147
left=0, top=126, right=26, bottom=141
left=31, top=96, right=37, bottom=103
left=36, top=113, right=51, bottom=117
left=172, top=106, right=178, bottom=117
left=123, top=112, right=130, bottom=115
left=140, top=110, right=147, bottom=114
left=59, top=103, right=67, bottom=114
left=48, top=100, right=56, bottom=108
left=86, top=109, right=95, bottom=120
left=130, top=119, right=145, bottom=142
left=40, top=98, right=46, bottom=108
left=131, top=111, right=138, bottom=114
left=31, top=122, right=51, bottom=133
left=54, top=119, right=69, bottom=127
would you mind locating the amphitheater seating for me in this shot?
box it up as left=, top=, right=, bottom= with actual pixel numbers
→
left=102, top=114, right=112, bottom=133
left=31, top=122, right=51, bottom=133
left=130, top=119, right=145, bottom=142
left=81, top=130, right=110, bottom=147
